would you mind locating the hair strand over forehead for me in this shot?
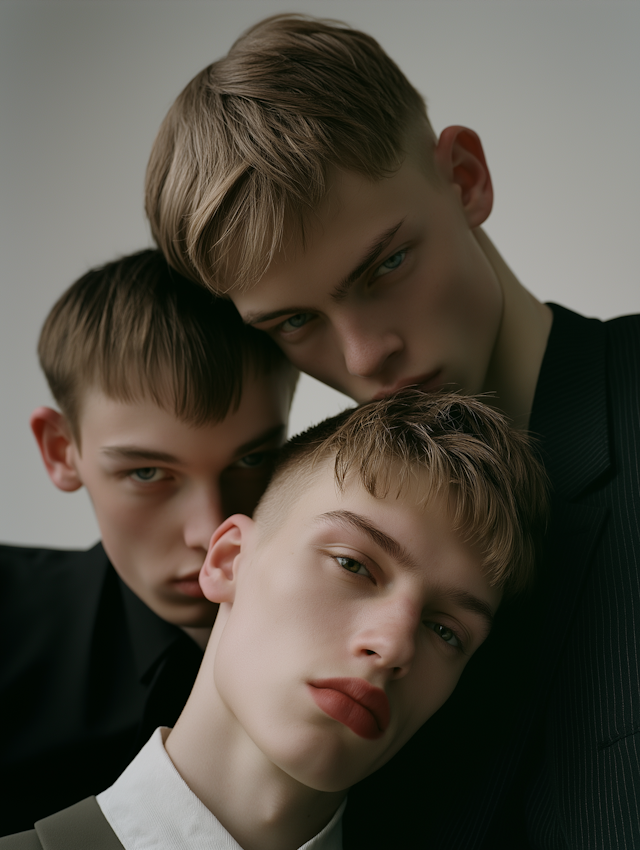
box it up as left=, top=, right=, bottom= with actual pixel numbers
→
left=37, top=249, right=294, bottom=442
left=257, top=390, right=549, bottom=598
left=145, top=13, right=435, bottom=292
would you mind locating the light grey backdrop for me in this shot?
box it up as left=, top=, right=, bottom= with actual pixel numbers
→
left=1, top=0, right=638, bottom=549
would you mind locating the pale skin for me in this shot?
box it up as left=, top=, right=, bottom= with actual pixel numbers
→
left=30, top=373, right=292, bottom=649
left=166, top=464, right=501, bottom=850
left=232, top=126, right=553, bottom=429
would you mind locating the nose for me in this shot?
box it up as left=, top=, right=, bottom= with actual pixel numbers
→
left=351, top=597, right=417, bottom=680
left=336, top=313, right=403, bottom=379
left=182, top=484, right=224, bottom=552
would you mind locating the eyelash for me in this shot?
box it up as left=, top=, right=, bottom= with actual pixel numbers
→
left=277, top=312, right=315, bottom=335
left=128, top=467, right=166, bottom=484
left=335, top=555, right=372, bottom=578
left=333, top=553, right=468, bottom=653
left=424, top=621, right=466, bottom=653
left=273, top=249, right=408, bottom=337
left=373, top=249, right=407, bottom=278
left=236, top=452, right=265, bottom=468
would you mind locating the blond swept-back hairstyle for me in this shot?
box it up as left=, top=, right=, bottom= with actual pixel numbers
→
left=38, top=249, right=294, bottom=443
left=256, top=390, right=548, bottom=597
left=145, top=13, right=433, bottom=292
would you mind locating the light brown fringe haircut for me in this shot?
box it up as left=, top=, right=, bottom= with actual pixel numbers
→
left=255, top=389, right=549, bottom=598
left=38, top=249, right=295, bottom=444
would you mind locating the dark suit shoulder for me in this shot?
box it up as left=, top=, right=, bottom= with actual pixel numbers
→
left=0, top=542, right=109, bottom=605
left=0, top=543, right=110, bottom=689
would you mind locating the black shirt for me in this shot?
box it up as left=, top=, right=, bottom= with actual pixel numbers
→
left=0, top=543, right=203, bottom=836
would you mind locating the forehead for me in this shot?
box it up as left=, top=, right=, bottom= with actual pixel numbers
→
left=231, top=157, right=448, bottom=321
left=76, top=380, right=289, bottom=455
left=270, top=461, right=494, bottom=596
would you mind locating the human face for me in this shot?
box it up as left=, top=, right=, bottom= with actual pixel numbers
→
left=232, top=156, right=503, bottom=403
left=69, top=376, right=290, bottom=629
left=210, top=466, right=501, bottom=792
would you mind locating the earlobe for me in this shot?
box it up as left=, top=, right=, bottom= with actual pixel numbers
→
left=199, top=514, right=255, bottom=604
left=30, top=407, right=83, bottom=492
left=434, top=126, right=493, bottom=227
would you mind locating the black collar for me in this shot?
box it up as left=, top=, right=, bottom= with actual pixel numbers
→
left=118, top=566, right=192, bottom=684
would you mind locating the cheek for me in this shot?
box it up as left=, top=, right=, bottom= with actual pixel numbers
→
left=93, top=496, right=173, bottom=566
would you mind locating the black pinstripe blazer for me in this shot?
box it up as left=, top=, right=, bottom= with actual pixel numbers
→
left=344, top=304, right=640, bottom=849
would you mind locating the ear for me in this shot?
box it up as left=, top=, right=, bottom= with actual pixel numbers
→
left=434, top=126, right=493, bottom=227
left=199, top=514, right=256, bottom=604
left=30, top=407, right=83, bottom=492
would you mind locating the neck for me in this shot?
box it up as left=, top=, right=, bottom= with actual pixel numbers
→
left=475, top=228, right=553, bottom=429
left=164, top=638, right=345, bottom=850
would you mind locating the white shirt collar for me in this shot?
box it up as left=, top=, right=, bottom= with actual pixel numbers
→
left=97, top=728, right=344, bottom=850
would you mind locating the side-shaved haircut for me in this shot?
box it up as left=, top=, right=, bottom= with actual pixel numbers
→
left=145, top=13, right=434, bottom=292
left=255, top=390, right=548, bottom=597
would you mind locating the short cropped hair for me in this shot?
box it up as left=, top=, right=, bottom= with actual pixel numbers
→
left=38, top=249, right=294, bottom=443
left=145, top=13, right=433, bottom=292
left=256, top=390, right=548, bottom=597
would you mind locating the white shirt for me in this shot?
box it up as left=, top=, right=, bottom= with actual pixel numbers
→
left=97, top=728, right=345, bottom=850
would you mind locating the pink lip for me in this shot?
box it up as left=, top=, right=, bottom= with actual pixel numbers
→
left=372, top=370, right=442, bottom=400
left=172, top=573, right=205, bottom=598
left=308, top=678, right=390, bottom=740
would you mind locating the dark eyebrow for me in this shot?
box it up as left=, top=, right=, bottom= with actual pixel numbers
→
left=331, top=219, right=405, bottom=303
left=437, top=588, right=495, bottom=637
left=234, top=423, right=287, bottom=457
left=318, top=509, right=497, bottom=636
left=318, top=509, right=418, bottom=572
left=101, top=446, right=180, bottom=464
left=241, top=219, right=405, bottom=326
left=243, top=304, right=315, bottom=327
left=100, top=424, right=286, bottom=466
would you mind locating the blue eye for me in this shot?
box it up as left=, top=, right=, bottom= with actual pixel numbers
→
left=280, top=313, right=313, bottom=333
left=425, top=621, right=461, bottom=649
left=130, top=467, right=162, bottom=482
left=374, top=250, right=406, bottom=278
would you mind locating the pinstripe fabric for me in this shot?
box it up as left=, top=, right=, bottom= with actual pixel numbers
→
left=343, top=305, right=640, bottom=849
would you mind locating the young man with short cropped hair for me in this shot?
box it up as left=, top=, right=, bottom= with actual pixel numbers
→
left=0, top=249, right=296, bottom=836
left=145, top=14, right=640, bottom=848
left=0, top=391, right=548, bottom=850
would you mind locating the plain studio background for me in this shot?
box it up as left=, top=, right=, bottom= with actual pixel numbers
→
left=1, top=0, right=638, bottom=549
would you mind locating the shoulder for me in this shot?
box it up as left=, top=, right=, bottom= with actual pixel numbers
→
left=0, top=831, right=41, bottom=850
left=0, top=542, right=113, bottom=676
left=0, top=798, right=125, bottom=850
left=0, top=542, right=110, bottom=592
left=603, top=312, right=640, bottom=362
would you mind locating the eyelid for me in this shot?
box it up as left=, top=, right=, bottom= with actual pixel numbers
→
left=324, top=544, right=378, bottom=583
left=127, top=467, right=169, bottom=484
left=373, top=248, right=408, bottom=279
left=276, top=312, right=316, bottom=336
left=232, top=449, right=276, bottom=469
left=424, top=618, right=469, bottom=654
